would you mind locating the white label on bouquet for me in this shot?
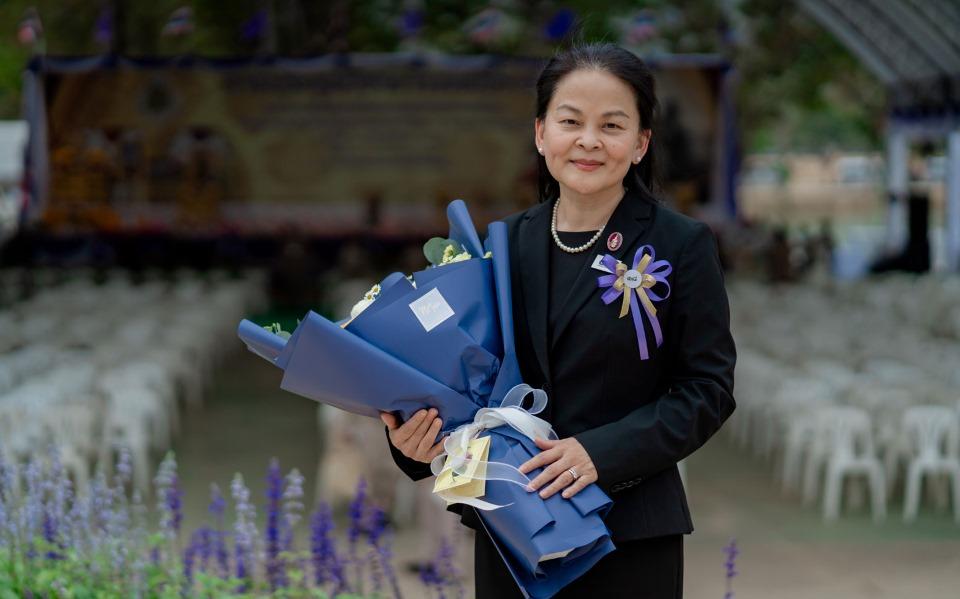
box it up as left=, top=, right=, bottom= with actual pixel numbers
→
left=409, top=288, right=455, bottom=332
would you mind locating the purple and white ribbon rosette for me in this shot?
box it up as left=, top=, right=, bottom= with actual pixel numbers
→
left=597, top=245, right=672, bottom=360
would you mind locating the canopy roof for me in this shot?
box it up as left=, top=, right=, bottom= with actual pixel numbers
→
left=798, top=0, right=960, bottom=117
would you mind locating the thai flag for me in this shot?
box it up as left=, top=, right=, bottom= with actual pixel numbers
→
left=16, top=10, right=42, bottom=46
left=162, top=6, right=194, bottom=37
left=463, top=7, right=505, bottom=45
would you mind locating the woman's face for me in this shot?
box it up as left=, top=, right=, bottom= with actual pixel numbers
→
left=535, top=69, right=651, bottom=201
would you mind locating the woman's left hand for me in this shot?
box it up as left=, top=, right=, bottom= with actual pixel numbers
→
left=519, top=437, right=598, bottom=500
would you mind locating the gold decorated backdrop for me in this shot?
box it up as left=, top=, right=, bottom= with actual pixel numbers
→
left=41, top=60, right=719, bottom=233
left=43, top=61, right=541, bottom=232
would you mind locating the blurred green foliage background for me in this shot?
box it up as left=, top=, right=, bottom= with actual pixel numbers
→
left=0, top=0, right=885, bottom=152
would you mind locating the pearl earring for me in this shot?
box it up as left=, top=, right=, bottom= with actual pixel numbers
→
left=538, top=147, right=544, bottom=154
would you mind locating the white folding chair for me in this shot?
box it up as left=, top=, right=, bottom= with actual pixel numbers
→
left=808, top=407, right=886, bottom=521
left=901, top=406, right=960, bottom=523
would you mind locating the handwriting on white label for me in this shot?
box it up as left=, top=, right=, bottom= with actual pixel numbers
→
left=409, top=288, right=456, bottom=332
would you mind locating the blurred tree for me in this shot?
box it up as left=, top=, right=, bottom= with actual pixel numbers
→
left=735, top=0, right=885, bottom=152
left=0, top=0, right=887, bottom=154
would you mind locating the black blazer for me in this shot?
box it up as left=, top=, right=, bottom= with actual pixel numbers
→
left=389, top=188, right=736, bottom=542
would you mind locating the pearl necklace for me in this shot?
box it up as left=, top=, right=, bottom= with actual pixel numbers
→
left=551, top=199, right=604, bottom=254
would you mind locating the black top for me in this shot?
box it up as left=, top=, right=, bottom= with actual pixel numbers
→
left=548, top=230, right=599, bottom=338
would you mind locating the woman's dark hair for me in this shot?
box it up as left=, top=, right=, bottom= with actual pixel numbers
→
left=535, top=43, right=660, bottom=203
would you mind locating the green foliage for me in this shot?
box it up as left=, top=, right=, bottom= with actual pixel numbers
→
left=0, top=0, right=887, bottom=151
left=0, top=543, right=381, bottom=597
left=264, top=322, right=292, bottom=339
left=736, top=0, right=885, bottom=152
left=422, top=237, right=464, bottom=266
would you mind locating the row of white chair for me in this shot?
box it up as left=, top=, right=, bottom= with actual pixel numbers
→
left=727, top=275, right=960, bottom=522
left=0, top=270, right=267, bottom=492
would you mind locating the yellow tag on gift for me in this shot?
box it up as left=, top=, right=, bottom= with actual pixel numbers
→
left=432, top=435, right=490, bottom=499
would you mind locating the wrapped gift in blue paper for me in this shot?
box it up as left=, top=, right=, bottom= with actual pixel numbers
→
left=237, top=200, right=614, bottom=598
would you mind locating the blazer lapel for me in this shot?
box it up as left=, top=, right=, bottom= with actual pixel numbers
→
left=518, top=201, right=553, bottom=382
left=550, top=189, right=655, bottom=351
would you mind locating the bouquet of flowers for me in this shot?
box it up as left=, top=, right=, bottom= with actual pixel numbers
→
left=238, top=200, right=614, bottom=598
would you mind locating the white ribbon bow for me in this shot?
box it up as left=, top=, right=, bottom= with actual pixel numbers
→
left=430, top=384, right=557, bottom=511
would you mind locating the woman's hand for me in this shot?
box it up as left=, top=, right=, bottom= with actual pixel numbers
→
left=519, top=437, right=598, bottom=499
left=380, top=408, right=446, bottom=464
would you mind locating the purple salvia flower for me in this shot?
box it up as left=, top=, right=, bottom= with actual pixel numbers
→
left=64, top=490, right=91, bottom=558
left=209, top=483, right=229, bottom=577
left=421, top=538, right=462, bottom=599
left=198, top=526, right=212, bottom=572
left=209, top=483, right=227, bottom=519
left=366, top=505, right=386, bottom=546
left=347, top=478, right=367, bottom=547
left=310, top=501, right=346, bottom=592
left=347, top=477, right=368, bottom=591
left=183, top=528, right=203, bottom=591
left=153, top=452, right=182, bottom=573
left=265, top=458, right=286, bottom=591
left=154, top=452, right=179, bottom=540
left=0, top=450, right=14, bottom=503
left=114, top=444, right=133, bottom=489
left=89, top=468, right=118, bottom=566
left=231, top=473, right=257, bottom=589
left=22, top=457, right=43, bottom=557
left=166, top=475, right=183, bottom=536
left=364, top=507, right=385, bottom=592
left=41, top=447, right=72, bottom=560
left=371, top=520, right=403, bottom=599
left=103, top=451, right=130, bottom=575
left=723, top=538, right=739, bottom=599
left=130, top=554, right=147, bottom=598
left=0, top=490, right=7, bottom=549
left=437, top=537, right=463, bottom=599
left=50, top=450, right=72, bottom=540
left=129, top=489, right=149, bottom=596
left=309, top=502, right=332, bottom=585
left=366, top=505, right=402, bottom=597
left=107, top=482, right=132, bottom=575
left=281, top=468, right=304, bottom=551
left=418, top=561, right=443, bottom=599
left=0, top=454, right=17, bottom=550
left=367, top=543, right=384, bottom=594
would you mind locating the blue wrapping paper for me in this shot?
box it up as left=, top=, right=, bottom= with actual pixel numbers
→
left=237, top=200, right=614, bottom=598
left=347, top=258, right=502, bottom=408
left=474, top=219, right=615, bottom=598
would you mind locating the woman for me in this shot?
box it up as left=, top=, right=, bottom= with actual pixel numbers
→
left=382, top=43, right=736, bottom=598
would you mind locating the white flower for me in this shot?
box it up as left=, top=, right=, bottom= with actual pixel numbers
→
left=350, top=283, right=381, bottom=319
left=350, top=297, right=375, bottom=319
left=364, top=284, right=381, bottom=300
left=440, top=244, right=472, bottom=265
